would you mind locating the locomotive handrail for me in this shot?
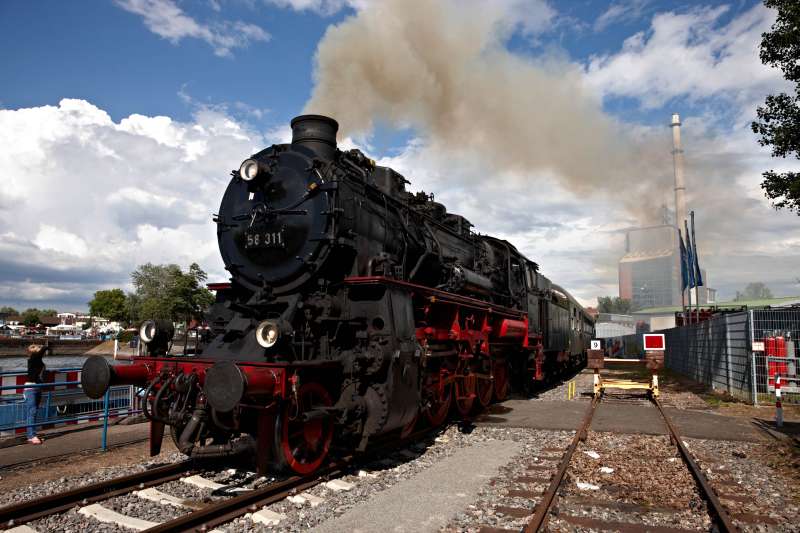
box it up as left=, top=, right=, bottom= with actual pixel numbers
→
left=342, top=276, right=527, bottom=318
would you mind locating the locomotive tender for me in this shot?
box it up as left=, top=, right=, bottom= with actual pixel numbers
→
left=82, top=115, right=594, bottom=474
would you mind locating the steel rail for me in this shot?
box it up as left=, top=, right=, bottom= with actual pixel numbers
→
left=652, top=397, right=737, bottom=533
left=143, top=462, right=347, bottom=533
left=143, top=427, right=438, bottom=532
left=0, top=460, right=195, bottom=528
left=523, top=396, right=599, bottom=532
left=523, top=393, right=738, bottom=533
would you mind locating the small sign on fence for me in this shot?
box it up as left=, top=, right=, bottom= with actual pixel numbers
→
left=643, top=334, right=665, bottom=351
left=752, top=341, right=765, bottom=352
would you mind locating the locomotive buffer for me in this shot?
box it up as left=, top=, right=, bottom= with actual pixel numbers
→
left=589, top=334, right=665, bottom=398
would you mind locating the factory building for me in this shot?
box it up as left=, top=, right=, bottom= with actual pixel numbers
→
left=619, top=224, right=682, bottom=309
left=618, top=113, right=718, bottom=313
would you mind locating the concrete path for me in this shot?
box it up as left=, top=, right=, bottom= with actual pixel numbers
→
left=313, top=440, right=522, bottom=533
left=476, top=399, right=763, bottom=442
left=0, top=422, right=150, bottom=469
left=477, top=399, right=588, bottom=430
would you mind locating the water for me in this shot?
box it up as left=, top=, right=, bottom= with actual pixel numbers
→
left=0, top=354, right=115, bottom=372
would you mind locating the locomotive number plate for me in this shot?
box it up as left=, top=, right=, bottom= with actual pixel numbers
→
left=245, top=228, right=285, bottom=249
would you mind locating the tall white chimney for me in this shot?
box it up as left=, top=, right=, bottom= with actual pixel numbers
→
left=671, top=113, right=686, bottom=225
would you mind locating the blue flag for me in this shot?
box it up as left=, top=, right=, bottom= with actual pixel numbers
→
left=690, top=211, right=703, bottom=287
left=679, top=229, right=689, bottom=291
left=684, top=220, right=696, bottom=288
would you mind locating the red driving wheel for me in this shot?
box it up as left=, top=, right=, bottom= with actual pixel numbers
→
left=453, top=359, right=476, bottom=417
left=493, top=359, right=509, bottom=401
left=475, top=358, right=494, bottom=409
left=423, top=371, right=452, bottom=427
left=400, top=409, right=419, bottom=439
left=273, top=382, right=334, bottom=475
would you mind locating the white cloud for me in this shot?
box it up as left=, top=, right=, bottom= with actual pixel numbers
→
left=264, top=0, right=353, bottom=15
left=585, top=4, right=787, bottom=110
left=115, top=0, right=270, bottom=56
left=594, top=0, right=652, bottom=33
left=34, top=225, right=90, bottom=258
left=0, top=99, right=266, bottom=310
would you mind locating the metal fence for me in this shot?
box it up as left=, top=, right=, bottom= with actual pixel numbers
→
left=662, top=308, right=800, bottom=405
left=750, top=308, right=800, bottom=405
left=0, top=367, right=141, bottom=449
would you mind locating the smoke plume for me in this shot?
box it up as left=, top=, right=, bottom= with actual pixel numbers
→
left=304, top=0, right=672, bottom=216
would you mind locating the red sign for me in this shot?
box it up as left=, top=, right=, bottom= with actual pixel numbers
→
left=643, top=334, right=665, bottom=350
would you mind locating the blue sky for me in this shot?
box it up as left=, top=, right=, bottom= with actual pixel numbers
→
left=0, top=0, right=762, bottom=135
left=0, top=0, right=797, bottom=311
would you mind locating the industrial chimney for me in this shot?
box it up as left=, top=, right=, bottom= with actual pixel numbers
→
left=671, top=113, right=686, bottom=225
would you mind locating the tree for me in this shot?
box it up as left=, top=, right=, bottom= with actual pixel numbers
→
left=0, top=306, right=19, bottom=315
left=597, top=296, right=636, bottom=314
left=21, top=309, right=41, bottom=327
left=734, top=282, right=775, bottom=301
left=131, top=263, right=214, bottom=323
left=88, top=289, right=127, bottom=322
left=125, top=292, right=141, bottom=325
left=751, top=0, right=800, bottom=214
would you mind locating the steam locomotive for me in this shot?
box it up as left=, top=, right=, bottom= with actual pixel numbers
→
left=82, top=115, right=594, bottom=474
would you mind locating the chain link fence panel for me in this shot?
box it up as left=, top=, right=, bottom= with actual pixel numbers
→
left=750, top=308, right=800, bottom=405
left=661, top=308, right=800, bottom=405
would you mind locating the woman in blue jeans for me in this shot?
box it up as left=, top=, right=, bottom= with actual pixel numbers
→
left=24, top=344, right=47, bottom=444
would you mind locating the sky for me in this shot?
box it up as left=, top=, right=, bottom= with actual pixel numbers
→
left=0, top=0, right=798, bottom=312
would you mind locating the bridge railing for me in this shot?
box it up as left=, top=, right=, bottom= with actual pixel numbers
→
left=0, top=366, right=142, bottom=449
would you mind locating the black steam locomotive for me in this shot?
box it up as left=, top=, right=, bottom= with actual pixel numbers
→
left=83, top=115, right=594, bottom=474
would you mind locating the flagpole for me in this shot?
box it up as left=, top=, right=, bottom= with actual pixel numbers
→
left=679, top=228, right=687, bottom=325
left=681, top=288, right=686, bottom=326
left=691, top=211, right=700, bottom=323
left=684, top=219, right=694, bottom=325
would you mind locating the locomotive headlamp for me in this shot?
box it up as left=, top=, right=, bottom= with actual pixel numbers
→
left=140, top=320, right=157, bottom=343
left=138, top=319, right=174, bottom=355
left=255, top=320, right=280, bottom=349
left=239, top=158, right=260, bottom=181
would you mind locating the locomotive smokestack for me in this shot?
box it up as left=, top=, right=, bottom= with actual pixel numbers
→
left=291, top=114, right=339, bottom=159
left=671, top=113, right=686, bottom=225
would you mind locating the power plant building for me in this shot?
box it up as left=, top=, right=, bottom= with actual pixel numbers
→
left=618, top=113, right=715, bottom=313
left=619, top=224, right=714, bottom=310
left=619, top=225, right=682, bottom=309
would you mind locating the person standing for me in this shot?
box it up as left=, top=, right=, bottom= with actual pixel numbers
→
left=24, top=344, right=47, bottom=444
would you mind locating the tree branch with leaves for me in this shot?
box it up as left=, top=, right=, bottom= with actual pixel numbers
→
left=752, top=0, right=800, bottom=214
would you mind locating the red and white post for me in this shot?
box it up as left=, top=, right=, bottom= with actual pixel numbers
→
left=776, top=375, right=784, bottom=428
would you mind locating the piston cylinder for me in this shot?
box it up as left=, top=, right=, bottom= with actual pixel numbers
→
left=81, top=355, right=151, bottom=399
left=203, top=361, right=280, bottom=412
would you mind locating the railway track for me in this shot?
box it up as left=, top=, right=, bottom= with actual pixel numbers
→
left=0, top=460, right=196, bottom=529
left=0, top=428, right=436, bottom=533
left=513, top=393, right=738, bottom=533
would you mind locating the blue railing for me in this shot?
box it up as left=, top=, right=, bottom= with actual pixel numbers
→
left=0, top=367, right=143, bottom=450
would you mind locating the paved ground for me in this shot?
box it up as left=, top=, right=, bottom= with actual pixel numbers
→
left=0, top=422, right=150, bottom=469
left=312, top=439, right=522, bottom=533
left=475, top=399, right=764, bottom=442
